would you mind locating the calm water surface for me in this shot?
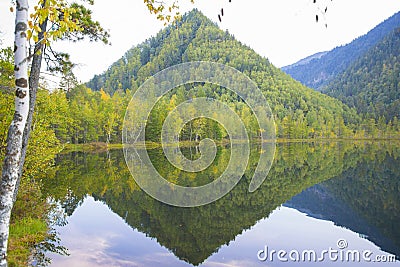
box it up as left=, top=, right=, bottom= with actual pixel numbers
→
left=43, top=142, right=400, bottom=266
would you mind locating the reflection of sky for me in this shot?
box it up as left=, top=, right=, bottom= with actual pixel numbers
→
left=48, top=197, right=398, bottom=267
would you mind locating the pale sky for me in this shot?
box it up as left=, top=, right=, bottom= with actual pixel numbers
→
left=1, top=0, right=400, bottom=84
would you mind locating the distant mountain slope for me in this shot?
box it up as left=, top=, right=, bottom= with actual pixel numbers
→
left=284, top=51, right=328, bottom=69
left=282, top=11, right=400, bottom=90
left=321, top=28, right=400, bottom=121
left=87, top=9, right=360, bottom=138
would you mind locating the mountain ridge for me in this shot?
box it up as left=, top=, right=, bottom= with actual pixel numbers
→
left=281, top=51, right=327, bottom=70
left=321, top=27, right=400, bottom=121
left=86, top=9, right=365, bottom=139
left=283, top=11, right=400, bottom=90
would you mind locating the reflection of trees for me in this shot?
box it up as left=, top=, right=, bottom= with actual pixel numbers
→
left=42, top=142, right=399, bottom=265
left=285, top=143, right=400, bottom=259
left=43, top=151, right=138, bottom=215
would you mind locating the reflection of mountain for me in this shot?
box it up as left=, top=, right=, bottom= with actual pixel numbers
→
left=285, top=147, right=400, bottom=259
left=43, top=142, right=398, bottom=265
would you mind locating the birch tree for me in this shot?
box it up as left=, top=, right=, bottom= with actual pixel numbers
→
left=0, top=0, right=109, bottom=264
left=0, top=0, right=29, bottom=264
left=14, top=0, right=110, bottom=203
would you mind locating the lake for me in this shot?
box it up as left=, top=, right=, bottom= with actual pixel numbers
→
left=42, top=141, right=400, bottom=266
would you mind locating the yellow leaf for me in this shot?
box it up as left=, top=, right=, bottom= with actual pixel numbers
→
left=33, top=35, right=38, bottom=43
left=34, top=25, right=41, bottom=33
left=9, top=6, right=14, bottom=12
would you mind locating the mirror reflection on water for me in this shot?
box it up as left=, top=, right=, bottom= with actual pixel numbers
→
left=42, top=141, right=400, bottom=266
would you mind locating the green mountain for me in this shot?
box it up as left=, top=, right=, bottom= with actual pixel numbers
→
left=282, top=11, right=400, bottom=90
left=321, top=28, right=400, bottom=121
left=87, top=9, right=361, bottom=139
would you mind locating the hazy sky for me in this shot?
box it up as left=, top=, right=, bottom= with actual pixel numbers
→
left=1, top=0, right=400, bottom=83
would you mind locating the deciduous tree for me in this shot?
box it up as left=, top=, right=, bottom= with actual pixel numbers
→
left=0, top=1, right=30, bottom=264
left=0, top=0, right=108, bottom=264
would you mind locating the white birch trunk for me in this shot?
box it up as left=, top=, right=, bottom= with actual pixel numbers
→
left=0, top=0, right=29, bottom=265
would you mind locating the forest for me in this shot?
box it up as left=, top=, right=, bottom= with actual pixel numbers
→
left=322, top=28, right=400, bottom=121
left=2, top=10, right=399, bottom=151
left=2, top=81, right=399, bottom=149
left=283, top=11, right=400, bottom=90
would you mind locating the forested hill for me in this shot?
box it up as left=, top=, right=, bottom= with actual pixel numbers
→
left=282, top=11, right=400, bottom=90
left=321, top=28, right=400, bottom=121
left=87, top=9, right=362, bottom=139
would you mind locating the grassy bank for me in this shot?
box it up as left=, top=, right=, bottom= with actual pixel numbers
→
left=8, top=218, right=47, bottom=266
left=8, top=181, right=50, bottom=266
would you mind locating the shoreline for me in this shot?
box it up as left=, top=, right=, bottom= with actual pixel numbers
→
left=61, top=138, right=400, bottom=152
